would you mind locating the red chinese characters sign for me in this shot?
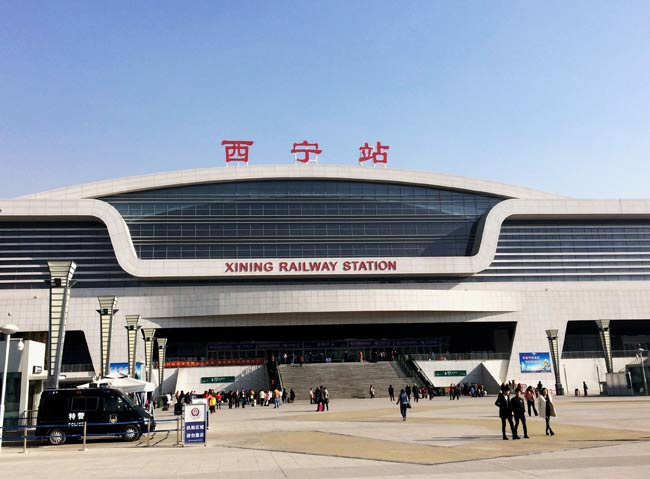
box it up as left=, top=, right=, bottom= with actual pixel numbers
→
left=291, top=140, right=322, bottom=163
left=219, top=139, right=390, bottom=166
left=359, top=141, right=389, bottom=165
left=221, top=140, right=253, bottom=163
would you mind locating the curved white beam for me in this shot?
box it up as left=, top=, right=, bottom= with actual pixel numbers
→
left=18, top=165, right=564, bottom=200
left=1, top=198, right=650, bottom=279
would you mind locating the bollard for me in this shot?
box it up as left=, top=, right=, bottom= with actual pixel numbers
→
left=81, top=421, right=87, bottom=451
left=22, top=423, right=27, bottom=454
left=176, top=417, right=181, bottom=446
left=146, top=419, right=151, bottom=447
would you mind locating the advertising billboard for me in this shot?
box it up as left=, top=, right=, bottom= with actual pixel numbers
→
left=109, top=362, right=143, bottom=379
left=519, top=352, right=552, bottom=373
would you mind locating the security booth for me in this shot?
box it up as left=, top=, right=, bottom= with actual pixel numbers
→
left=0, top=339, right=47, bottom=426
left=626, top=362, right=650, bottom=395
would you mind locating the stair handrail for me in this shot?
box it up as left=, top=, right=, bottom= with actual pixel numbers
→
left=396, top=354, right=431, bottom=389
left=276, top=358, right=284, bottom=391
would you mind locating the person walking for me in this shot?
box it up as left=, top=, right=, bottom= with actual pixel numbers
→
left=583, top=381, right=588, bottom=397
left=388, top=384, right=395, bottom=402
left=405, top=384, right=412, bottom=401
left=412, top=384, right=419, bottom=403
left=495, top=386, right=517, bottom=440
left=449, top=383, right=455, bottom=400
left=538, top=388, right=556, bottom=436
left=524, top=386, right=538, bottom=416
left=369, top=385, right=376, bottom=399
left=323, top=386, right=329, bottom=411
left=397, top=388, right=410, bottom=421
left=511, top=388, right=529, bottom=438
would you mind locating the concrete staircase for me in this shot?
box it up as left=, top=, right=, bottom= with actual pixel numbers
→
left=279, top=362, right=417, bottom=399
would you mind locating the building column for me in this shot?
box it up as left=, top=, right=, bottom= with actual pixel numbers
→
left=125, top=315, right=141, bottom=378
left=141, top=328, right=156, bottom=383
left=156, top=338, right=168, bottom=395
left=595, top=319, right=614, bottom=374
left=97, top=296, right=118, bottom=377
left=46, top=261, right=76, bottom=389
left=545, top=329, right=565, bottom=396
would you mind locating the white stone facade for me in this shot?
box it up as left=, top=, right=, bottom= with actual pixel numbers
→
left=1, top=166, right=648, bottom=394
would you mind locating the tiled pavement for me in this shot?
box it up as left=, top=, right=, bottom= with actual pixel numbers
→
left=1, top=396, right=648, bottom=477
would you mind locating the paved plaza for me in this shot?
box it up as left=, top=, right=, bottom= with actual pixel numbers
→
left=1, top=395, right=649, bottom=477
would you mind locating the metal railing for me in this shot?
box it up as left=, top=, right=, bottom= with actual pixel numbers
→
left=409, top=352, right=510, bottom=361
left=0, top=417, right=183, bottom=452
left=395, top=355, right=429, bottom=388
left=61, top=363, right=94, bottom=372
left=561, top=350, right=638, bottom=359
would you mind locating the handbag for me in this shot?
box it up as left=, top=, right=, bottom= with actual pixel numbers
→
left=406, top=402, right=412, bottom=409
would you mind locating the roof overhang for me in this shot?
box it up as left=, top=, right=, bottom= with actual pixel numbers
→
left=17, top=165, right=565, bottom=200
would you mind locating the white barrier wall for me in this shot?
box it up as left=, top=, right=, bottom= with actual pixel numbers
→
left=416, top=360, right=509, bottom=394
left=416, top=357, right=638, bottom=396
left=151, top=364, right=269, bottom=395
left=561, top=357, right=636, bottom=395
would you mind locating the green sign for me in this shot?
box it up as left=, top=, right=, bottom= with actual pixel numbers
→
left=434, top=370, right=467, bottom=377
left=200, top=376, right=235, bottom=384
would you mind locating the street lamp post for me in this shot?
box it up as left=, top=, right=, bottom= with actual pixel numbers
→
left=545, top=329, right=565, bottom=396
left=637, top=347, right=648, bottom=396
left=1, top=322, right=20, bottom=453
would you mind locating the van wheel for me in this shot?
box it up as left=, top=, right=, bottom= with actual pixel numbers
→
left=47, top=428, right=66, bottom=446
left=122, top=425, right=140, bottom=441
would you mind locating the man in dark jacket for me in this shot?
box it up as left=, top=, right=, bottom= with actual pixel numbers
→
left=511, top=388, right=529, bottom=439
left=495, top=386, right=517, bottom=440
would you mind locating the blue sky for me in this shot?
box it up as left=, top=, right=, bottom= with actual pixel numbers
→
left=1, top=1, right=649, bottom=198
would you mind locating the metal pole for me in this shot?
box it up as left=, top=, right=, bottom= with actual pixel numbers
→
left=81, top=421, right=87, bottom=451
left=563, top=364, right=569, bottom=395
left=176, top=416, right=181, bottom=446
left=0, top=332, right=11, bottom=453
left=146, top=418, right=151, bottom=447
left=22, top=422, right=27, bottom=454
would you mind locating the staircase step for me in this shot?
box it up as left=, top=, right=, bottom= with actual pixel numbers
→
left=279, top=362, right=419, bottom=399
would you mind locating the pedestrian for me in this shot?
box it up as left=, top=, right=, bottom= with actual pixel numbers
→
left=209, top=393, right=216, bottom=414
left=388, top=384, right=395, bottom=402
left=397, top=388, right=410, bottom=421
left=449, top=383, right=454, bottom=400
left=495, top=386, right=517, bottom=440
left=406, top=384, right=412, bottom=400
left=413, top=384, right=419, bottom=403
left=290, top=388, right=295, bottom=403
left=369, top=385, right=376, bottom=399
left=524, top=386, right=538, bottom=416
left=314, top=386, right=322, bottom=412
left=583, top=381, right=588, bottom=397
left=323, top=386, right=329, bottom=411
left=538, top=388, right=556, bottom=436
left=309, top=387, right=314, bottom=404
left=511, top=388, right=529, bottom=439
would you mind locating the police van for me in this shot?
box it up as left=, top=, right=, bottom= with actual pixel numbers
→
left=37, top=388, right=155, bottom=445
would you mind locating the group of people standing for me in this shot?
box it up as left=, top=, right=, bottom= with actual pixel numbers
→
left=176, top=387, right=296, bottom=413
left=387, top=384, right=435, bottom=402
left=309, top=386, right=330, bottom=411
left=495, top=382, right=557, bottom=440
left=449, top=382, right=486, bottom=399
